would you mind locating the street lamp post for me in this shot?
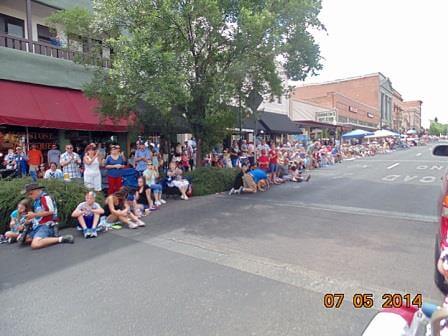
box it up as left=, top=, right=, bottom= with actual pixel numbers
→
left=239, top=95, right=243, bottom=142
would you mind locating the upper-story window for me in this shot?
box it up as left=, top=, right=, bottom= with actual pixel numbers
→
left=37, top=24, right=56, bottom=45
left=0, top=13, right=25, bottom=38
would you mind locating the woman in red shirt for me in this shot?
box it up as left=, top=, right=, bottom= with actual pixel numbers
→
left=257, top=149, right=269, bottom=171
left=268, top=144, right=279, bottom=183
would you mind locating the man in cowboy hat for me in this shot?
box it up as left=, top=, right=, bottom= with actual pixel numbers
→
left=23, top=183, right=74, bottom=249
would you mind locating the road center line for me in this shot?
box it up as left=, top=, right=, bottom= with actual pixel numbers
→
left=416, top=153, right=422, bottom=157
left=387, top=163, right=400, bottom=170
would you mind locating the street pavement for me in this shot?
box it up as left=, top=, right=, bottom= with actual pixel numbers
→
left=1, top=144, right=447, bottom=336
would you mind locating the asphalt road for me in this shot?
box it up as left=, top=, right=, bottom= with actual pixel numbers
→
left=1, top=144, right=447, bottom=336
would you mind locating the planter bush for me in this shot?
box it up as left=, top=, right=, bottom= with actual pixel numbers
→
left=185, top=167, right=238, bottom=196
left=0, top=178, right=104, bottom=234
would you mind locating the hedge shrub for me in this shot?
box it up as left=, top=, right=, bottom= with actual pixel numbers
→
left=0, top=178, right=104, bottom=234
left=185, top=167, right=238, bottom=196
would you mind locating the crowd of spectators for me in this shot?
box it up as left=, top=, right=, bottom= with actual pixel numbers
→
left=0, top=137, right=342, bottom=248
left=204, top=139, right=341, bottom=171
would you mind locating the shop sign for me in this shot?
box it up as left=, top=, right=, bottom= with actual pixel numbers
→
left=0, top=130, right=57, bottom=151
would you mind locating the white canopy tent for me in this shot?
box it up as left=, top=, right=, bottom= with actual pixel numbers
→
left=365, top=129, right=400, bottom=139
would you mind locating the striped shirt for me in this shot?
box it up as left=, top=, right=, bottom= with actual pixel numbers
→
left=60, top=152, right=81, bottom=178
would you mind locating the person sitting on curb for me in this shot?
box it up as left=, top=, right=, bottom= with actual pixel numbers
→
left=242, top=166, right=258, bottom=193
left=134, top=176, right=154, bottom=215
left=123, top=187, right=146, bottom=224
left=44, top=162, right=63, bottom=180
left=5, top=200, right=30, bottom=243
left=71, top=191, right=105, bottom=238
left=104, top=188, right=144, bottom=229
left=167, top=161, right=190, bottom=200
left=229, top=164, right=246, bottom=195
left=290, top=165, right=311, bottom=183
left=249, top=166, right=270, bottom=191
left=143, top=162, right=165, bottom=207
left=22, top=183, right=74, bottom=249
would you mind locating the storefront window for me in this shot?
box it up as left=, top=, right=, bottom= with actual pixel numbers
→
left=0, top=127, right=58, bottom=158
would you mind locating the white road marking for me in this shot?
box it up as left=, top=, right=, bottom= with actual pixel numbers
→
left=381, top=174, right=439, bottom=184
left=218, top=195, right=438, bottom=223
left=355, top=159, right=445, bottom=163
left=416, top=153, right=422, bottom=157
left=382, top=175, right=400, bottom=182
left=387, top=163, right=400, bottom=170
left=420, top=176, right=437, bottom=183
left=416, top=165, right=444, bottom=170
left=138, top=233, right=439, bottom=309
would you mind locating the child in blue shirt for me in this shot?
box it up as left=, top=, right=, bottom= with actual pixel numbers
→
left=5, top=200, right=30, bottom=243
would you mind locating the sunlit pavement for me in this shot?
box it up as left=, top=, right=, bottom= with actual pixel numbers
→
left=0, top=144, right=445, bottom=336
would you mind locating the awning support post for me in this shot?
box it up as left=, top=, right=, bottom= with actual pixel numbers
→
left=25, top=126, right=29, bottom=152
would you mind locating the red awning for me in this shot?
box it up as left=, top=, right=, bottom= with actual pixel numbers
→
left=0, top=81, right=129, bottom=132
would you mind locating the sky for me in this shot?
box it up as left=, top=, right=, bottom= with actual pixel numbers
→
left=302, top=0, right=448, bottom=127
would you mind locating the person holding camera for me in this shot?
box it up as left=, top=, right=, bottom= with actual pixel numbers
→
left=60, top=144, right=81, bottom=179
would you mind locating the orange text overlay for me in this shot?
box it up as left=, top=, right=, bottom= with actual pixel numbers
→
left=323, top=293, right=422, bottom=309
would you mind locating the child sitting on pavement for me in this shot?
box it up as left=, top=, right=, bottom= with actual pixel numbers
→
left=5, top=200, right=30, bottom=243
left=290, top=165, right=311, bottom=183
left=71, top=191, right=105, bottom=238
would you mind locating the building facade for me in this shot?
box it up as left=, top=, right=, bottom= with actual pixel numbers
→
left=292, top=92, right=378, bottom=130
left=292, top=73, right=422, bottom=132
left=0, top=0, right=129, bottom=159
left=402, top=100, right=423, bottom=132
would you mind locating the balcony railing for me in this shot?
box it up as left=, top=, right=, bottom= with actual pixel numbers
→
left=0, top=32, right=111, bottom=68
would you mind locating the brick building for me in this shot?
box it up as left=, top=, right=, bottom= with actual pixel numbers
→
left=291, top=92, right=378, bottom=130
left=392, top=88, right=404, bottom=132
left=292, top=73, right=404, bottom=130
left=292, top=73, right=423, bottom=132
left=402, top=100, right=423, bottom=132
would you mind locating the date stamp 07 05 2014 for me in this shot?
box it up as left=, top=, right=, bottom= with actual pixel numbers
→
left=323, top=293, right=422, bottom=309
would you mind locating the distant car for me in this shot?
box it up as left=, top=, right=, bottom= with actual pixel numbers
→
left=433, top=144, right=448, bottom=293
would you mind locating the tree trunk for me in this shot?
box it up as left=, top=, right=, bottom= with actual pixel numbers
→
left=195, top=137, right=202, bottom=167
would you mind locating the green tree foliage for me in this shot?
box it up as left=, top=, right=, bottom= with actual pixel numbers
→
left=50, top=0, right=324, bottom=164
left=46, top=7, right=106, bottom=66
left=429, top=119, right=448, bottom=136
left=46, top=6, right=92, bottom=38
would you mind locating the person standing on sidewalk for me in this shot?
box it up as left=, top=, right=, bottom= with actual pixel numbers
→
left=47, top=144, right=61, bottom=168
left=83, top=144, right=102, bottom=192
left=134, top=141, right=151, bottom=176
left=27, top=144, right=43, bottom=182
left=268, top=144, right=279, bottom=184
left=60, top=144, right=82, bottom=179
left=14, top=146, right=28, bottom=178
left=105, top=145, right=126, bottom=195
